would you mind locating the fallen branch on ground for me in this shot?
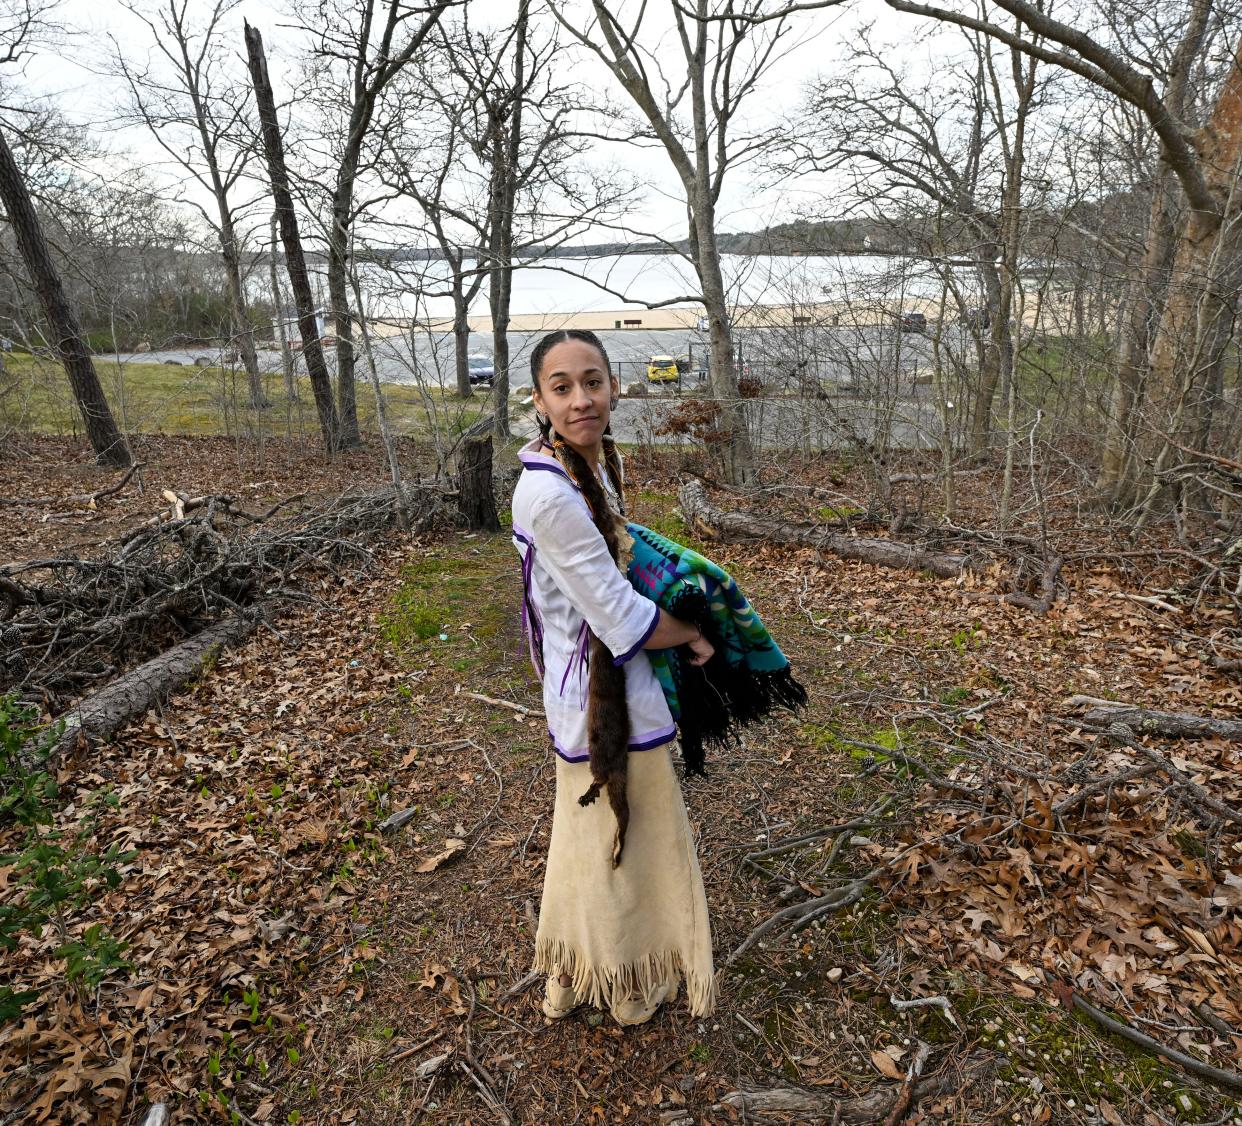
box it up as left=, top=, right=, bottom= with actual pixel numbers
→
left=49, top=614, right=255, bottom=764
left=1102, top=724, right=1242, bottom=826
left=456, top=690, right=544, bottom=717
left=890, top=995, right=959, bottom=1029
left=1064, top=696, right=1242, bottom=740
left=678, top=480, right=969, bottom=579
left=743, top=799, right=892, bottom=866
left=2, top=484, right=450, bottom=707
left=882, top=1041, right=931, bottom=1126
left=0, top=461, right=144, bottom=508
left=727, top=864, right=886, bottom=966
left=1052, top=763, right=1160, bottom=818
left=679, top=480, right=1064, bottom=611
left=719, top=1051, right=996, bottom=1122
left=1059, top=987, right=1242, bottom=1096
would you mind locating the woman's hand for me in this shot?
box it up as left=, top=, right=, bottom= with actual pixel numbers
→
left=686, top=633, right=714, bottom=666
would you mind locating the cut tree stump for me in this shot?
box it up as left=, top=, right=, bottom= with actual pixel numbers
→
left=50, top=614, right=255, bottom=763
left=457, top=434, right=500, bottom=532
left=678, top=480, right=968, bottom=579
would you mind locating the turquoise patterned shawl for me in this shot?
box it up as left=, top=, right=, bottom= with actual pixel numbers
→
left=625, top=522, right=807, bottom=773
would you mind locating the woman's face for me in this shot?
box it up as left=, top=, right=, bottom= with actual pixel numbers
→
left=532, top=339, right=620, bottom=454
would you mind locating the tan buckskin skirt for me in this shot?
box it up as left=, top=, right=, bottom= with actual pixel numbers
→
left=532, top=741, right=717, bottom=1018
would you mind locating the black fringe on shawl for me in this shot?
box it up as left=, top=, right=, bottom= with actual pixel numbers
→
left=662, top=583, right=810, bottom=776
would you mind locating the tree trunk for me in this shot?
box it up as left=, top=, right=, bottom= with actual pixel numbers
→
left=51, top=615, right=254, bottom=765
left=244, top=21, right=340, bottom=456
left=452, top=263, right=472, bottom=399
left=969, top=248, right=1006, bottom=454
left=489, top=250, right=512, bottom=439
left=1128, top=26, right=1242, bottom=518
left=0, top=127, right=131, bottom=467
left=692, top=201, right=756, bottom=486
left=349, top=265, right=406, bottom=525
left=181, top=42, right=268, bottom=414
left=268, top=212, right=298, bottom=402
left=328, top=177, right=362, bottom=447
left=1097, top=0, right=1210, bottom=505
left=489, top=0, right=527, bottom=443
left=219, top=216, right=267, bottom=409
left=679, top=479, right=967, bottom=577
left=1096, top=169, right=1179, bottom=501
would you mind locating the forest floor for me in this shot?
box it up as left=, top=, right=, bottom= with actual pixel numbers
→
left=0, top=432, right=1239, bottom=1126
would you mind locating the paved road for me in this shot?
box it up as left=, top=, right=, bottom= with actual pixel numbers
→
left=98, top=323, right=940, bottom=390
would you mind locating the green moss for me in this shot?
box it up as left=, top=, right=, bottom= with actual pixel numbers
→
left=954, top=989, right=1213, bottom=1118
left=630, top=489, right=694, bottom=543
left=815, top=504, right=864, bottom=521
left=378, top=537, right=512, bottom=657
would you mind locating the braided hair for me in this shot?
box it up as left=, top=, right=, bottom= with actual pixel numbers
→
left=531, top=330, right=633, bottom=866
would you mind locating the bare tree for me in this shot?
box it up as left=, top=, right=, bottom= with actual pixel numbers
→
left=786, top=27, right=1028, bottom=454
left=244, top=20, right=340, bottom=455
left=1094, top=0, right=1213, bottom=502
left=547, top=0, right=802, bottom=485
left=114, top=0, right=268, bottom=408
left=383, top=4, right=635, bottom=427
left=296, top=0, right=452, bottom=448
left=0, top=124, right=130, bottom=466
left=385, top=115, right=486, bottom=399
left=0, top=2, right=130, bottom=466
left=879, top=0, right=1242, bottom=515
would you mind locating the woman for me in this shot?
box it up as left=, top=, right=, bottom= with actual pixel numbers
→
left=511, top=329, right=718, bottom=1027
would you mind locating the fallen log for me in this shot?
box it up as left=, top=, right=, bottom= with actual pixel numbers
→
left=678, top=480, right=968, bottom=579
left=719, top=1051, right=996, bottom=1122
left=50, top=614, right=255, bottom=763
left=1064, top=696, right=1242, bottom=740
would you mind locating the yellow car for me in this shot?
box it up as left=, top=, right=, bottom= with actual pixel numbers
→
left=646, top=355, right=680, bottom=382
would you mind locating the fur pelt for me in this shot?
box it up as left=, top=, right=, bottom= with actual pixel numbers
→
left=548, top=431, right=633, bottom=867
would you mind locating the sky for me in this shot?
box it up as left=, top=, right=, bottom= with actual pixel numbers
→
left=9, top=0, right=947, bottom=244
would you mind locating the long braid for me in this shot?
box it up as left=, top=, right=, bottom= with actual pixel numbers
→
left=548, top=434, right=632, bottom=865
left=601, top=430, right=626, bottom=517
left=531, top=331, right=634, bottom=866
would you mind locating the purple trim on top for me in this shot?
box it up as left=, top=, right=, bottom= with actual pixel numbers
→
left=551, top=722, right=677, bottom=763
left=518, top=448, right=579, bottom=488
left=512, top=523, right=533, bottom=544
left=613, top=601, right=660, bottom=666
left=558, top=619, right=591, bottom=709
left=514, top=532, right=544, bottom=679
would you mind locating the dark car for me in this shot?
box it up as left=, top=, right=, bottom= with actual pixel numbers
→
left=468, top=355, right=494, bottom=384
left=898, top=311, right=927, bottom=333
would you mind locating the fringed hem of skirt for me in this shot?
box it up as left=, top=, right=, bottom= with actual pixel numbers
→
left=534, top=936, right=717, bottom=1018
